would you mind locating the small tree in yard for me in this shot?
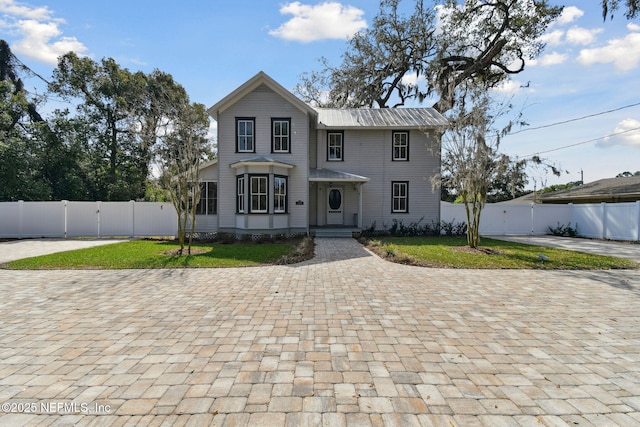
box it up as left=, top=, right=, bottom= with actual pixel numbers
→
left=158, top=103, right=210, bottom=255
left=434, top=91, right=527, bottom=248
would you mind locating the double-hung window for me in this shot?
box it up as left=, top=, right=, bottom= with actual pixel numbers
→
left=392, top=131, right=409, bottom=161
left=274, top=176, right=287, bottom=213
left=327, top=131, right=343, bottom=161
left=237, top=176, right=246, bottom=213
left=272, top=119, right=291, bottom=153
left=195, top=181, right=217, bottom=215
left=250, top=175, right=268, bottom=213
left=237, top=118, right=255, bottom=152
left=392, top=181, right=409, bottom=213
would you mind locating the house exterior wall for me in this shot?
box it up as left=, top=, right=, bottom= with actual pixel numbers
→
left=215, top=84, right=310, bottom=235
left=314, top=128, right=441, bottom=230
left=192, top=162, right=219, bottom=233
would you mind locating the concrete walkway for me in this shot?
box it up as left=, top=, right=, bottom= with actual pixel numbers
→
left=0, top=238, right=639, bottom=426
left=488, top=235, right=640, bottom=263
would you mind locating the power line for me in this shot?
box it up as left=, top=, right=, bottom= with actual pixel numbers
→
left=509, top=101, right=640, bottom=135
left=520, top=126, right=640, bottom=158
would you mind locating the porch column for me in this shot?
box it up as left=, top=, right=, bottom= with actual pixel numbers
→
left=358, top=183, right=363, bottom=229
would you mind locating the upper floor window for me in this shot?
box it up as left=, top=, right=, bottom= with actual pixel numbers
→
left=327, top=131, right=343, bottom=161
left=195, top=181, right=217, bottom=215
left=392, top=181, right=409, bottom=213
left=274, top=176, right=287, bottom=213
left=236, top=118, right=255, bottom=152
left=272, top=119, right=291, bottom=153
left=392, top=131, right=409, bottom=161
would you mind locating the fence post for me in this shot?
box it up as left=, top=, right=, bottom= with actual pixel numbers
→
left=130, top=200, right=135, bottom=238
left=601, top=202, right=607, bottom=239
left=636, top=201, right=640, bottom=241
left=63, top=200, right=68, bottom=239
left=530, top=203, right=534, bottom=235
left=568, top=203, right=575, bottom=237
left=96, top=201, right=101, bottom=238
left=18, top=200, right=24, bottom=239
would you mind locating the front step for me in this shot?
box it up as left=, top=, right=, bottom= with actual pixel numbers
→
left=313, top=229, right=356, bottom=238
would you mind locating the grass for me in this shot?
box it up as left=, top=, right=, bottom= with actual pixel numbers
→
left=364, top=236, right=638, bottom=270
left=2, top=238, right=313, bottom=270
left=3, top=236, right=635, bottom=270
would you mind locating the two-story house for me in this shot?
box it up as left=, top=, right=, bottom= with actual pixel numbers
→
left=196, top=71, right=448, bottom=237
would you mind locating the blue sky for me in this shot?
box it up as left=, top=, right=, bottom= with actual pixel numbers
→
left=2, top=0, right=639, bottom=189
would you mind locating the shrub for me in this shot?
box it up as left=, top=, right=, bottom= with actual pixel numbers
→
left=276, top=236, right=315, bottom=264
left=440, top=219, right=467, bottom=237
left=385, top=245, right=396, bottom=257
left=548, top=222, right=579, bottom=237
left=216, top=232, right=238, bottom=244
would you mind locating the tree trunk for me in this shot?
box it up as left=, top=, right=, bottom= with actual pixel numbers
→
left=464, top=199, right=482, bottom=249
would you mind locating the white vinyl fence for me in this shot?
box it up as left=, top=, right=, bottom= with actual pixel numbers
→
left=0, top=201, right=177, bottom=239
left=1, top=200, right=639, bottom=241
left=441, top=201, right=640, bottom=241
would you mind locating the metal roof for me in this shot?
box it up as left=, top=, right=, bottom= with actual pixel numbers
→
left=309, top=168, right=369, bottom=182
left=315, top=107, right=448, bottom=129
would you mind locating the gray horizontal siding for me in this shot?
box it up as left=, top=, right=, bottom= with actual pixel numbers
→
left=315, top=129, right=440, bottom=229
left=217, top=84, right=310, bottom=230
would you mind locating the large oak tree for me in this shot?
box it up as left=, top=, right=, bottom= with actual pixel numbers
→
left=296, top=0, right=562, bottom=114
left=602, top=0, right=639, bottom=19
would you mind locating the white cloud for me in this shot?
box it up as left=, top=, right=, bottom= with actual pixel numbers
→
left=557, top=6, right=584, bottom=25
left=565, top=26, right=602, bottom=45
left=491, top=79, right=524, bottom=95
left=269, top=1, right=366, bottom=42
left=400, top=71, right=425, bottom=87
left=539, top=29, right=564, bottom=46
left=530, top=51, right=567, bottom=67
left=578, top=32, right=640, bottom=71
left=12, top=19, right=87, bottom=64
left=629, top=22, right=640, bottom=32
left=0, top=0, right=87, bottom=65
left=0, top=0, right=55, bottom=21
left=599, top=119, right=640, bottom=148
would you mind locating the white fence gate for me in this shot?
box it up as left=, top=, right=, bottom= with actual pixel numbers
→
left=0, top=201, right=177, bottom=239
left=441, top=201, right=640, bottom=241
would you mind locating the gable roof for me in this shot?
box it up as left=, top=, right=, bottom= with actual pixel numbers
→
left=207, top=71, right=317, bottom=120
left=315, top=107, right=448, bottom=129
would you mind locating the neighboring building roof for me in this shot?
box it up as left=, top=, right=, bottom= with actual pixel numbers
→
left=208, top=71, right=317, bottom=120
left=309, top=168, right=369, bottom=183
left=315, top=107, right=448, bottom=129
left=539, top=175, right=640, bottom=204
left=499, top=176, right=640, bottom=204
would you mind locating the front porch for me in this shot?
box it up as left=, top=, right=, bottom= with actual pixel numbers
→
left=308, top=168, right=369, bottom=230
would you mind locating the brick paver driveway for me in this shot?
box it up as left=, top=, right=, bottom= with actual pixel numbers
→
left=1, top=238, right=639, bottom=426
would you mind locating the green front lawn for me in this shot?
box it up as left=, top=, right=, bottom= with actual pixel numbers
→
left=365, top=236, right=638, bottom=270
left=3, top=239, right=310, bottom=269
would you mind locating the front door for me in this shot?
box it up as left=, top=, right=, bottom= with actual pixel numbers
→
left=327, top=187, right=344, bottom=225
